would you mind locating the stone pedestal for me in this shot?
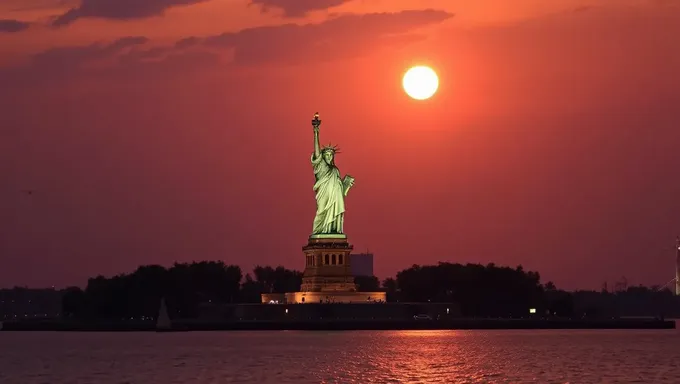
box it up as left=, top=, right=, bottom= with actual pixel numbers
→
left=261, top=234, right=386, bottom=304
left=260, top=235, right=387, bottom=304
left=300, top=235, right=357, bottom=293
left=262, top=234, right=386, bottom=304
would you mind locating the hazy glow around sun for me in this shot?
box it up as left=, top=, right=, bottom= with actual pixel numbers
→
left=402, top=66, right=439, bottom=100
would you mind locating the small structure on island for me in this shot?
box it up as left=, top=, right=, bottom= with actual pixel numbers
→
left=155, top=297, right=172, bottom=331
left=350, top=253, right=374, bottom=277
left=262, top=113, right=385, bottom=304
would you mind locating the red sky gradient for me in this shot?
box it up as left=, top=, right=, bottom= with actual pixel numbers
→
left=1, top=0, right=680, bottom=290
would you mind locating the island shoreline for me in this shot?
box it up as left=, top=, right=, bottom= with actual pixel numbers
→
left=1, top=318, right=674, bottom=332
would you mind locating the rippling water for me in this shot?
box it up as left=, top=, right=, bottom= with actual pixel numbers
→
left=1, top=330, right=678, bottom=383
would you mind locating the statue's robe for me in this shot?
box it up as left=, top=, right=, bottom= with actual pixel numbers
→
left=311, top=153, right=345, bottom=234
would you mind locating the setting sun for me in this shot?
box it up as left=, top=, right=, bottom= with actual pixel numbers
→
left=402, top=66, right=439, bottom=100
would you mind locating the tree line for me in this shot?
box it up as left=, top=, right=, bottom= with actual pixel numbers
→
left=60, top=261, right=680, bottom=319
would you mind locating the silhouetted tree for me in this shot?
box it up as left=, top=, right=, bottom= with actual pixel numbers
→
left=239, top=273, right=262, bottom=302
left=62, top=260, right=680, bottom=321
left=394, top=262, right=544, bottom=317
left=355, top=276, right=380, bottom=291
left=61, top=287, right=87, bottom=317
left=252, top=265, right=302, bottom=294
left=69, top=262, right=242, bottom=319
left=543, top=289, right=574, bottom=317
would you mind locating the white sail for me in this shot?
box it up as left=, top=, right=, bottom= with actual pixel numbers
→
left=156, top=297, right=171, bottom=330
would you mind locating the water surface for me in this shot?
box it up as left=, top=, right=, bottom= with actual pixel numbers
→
left=1, top=330, right=678, bottom=383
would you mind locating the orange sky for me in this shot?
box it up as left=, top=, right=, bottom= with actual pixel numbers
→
left=1, top=0, right=680, bottom=289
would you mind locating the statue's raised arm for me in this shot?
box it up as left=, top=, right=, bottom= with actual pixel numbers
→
left=312, top=112, right=321, bottom=159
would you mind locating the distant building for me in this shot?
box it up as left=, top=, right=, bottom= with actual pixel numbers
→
left=349, top=253, right=374, bottom=277
left=0, top=288, right=63, bottom=320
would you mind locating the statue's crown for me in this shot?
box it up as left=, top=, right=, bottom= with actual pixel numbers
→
left=321, top=142, right=340, bottom=154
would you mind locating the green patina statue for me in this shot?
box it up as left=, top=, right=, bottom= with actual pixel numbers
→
left=310, top=112, right=355, bottom=236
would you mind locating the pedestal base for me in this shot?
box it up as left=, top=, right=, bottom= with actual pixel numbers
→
left=300, top=235, right=356, bottom=292
left=285, top=291, right=386, bottom=304
left=260, top=234, right=386, bottom=304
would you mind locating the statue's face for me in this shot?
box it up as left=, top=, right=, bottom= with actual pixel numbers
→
left=323, top=150, right=334, bottom=164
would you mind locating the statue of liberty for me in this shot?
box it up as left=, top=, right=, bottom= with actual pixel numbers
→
left=310, top=113, right=355, bottom=236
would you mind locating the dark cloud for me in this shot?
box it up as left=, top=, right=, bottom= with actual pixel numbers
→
left=175, top=36, right=201, bottom=49
left=52, top=0, right=209, bottom=27
left=0, top=19, right=30, bottom=33
left=250, top=0, right=350, bottom=17
left=0, top=36, right=148, bottom=91
left=31, top=36, right=148, bottom=69
left=0, top=35, right=223, bottom=91
left=1, top=9, right=453, bottom=90
left=202, top=9, right=454, bottom=65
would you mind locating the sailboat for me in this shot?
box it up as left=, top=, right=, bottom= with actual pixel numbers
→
left=155, top=297, right=173, bottom=332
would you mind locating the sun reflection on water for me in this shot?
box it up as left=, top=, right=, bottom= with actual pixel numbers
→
left=1, top=330, right=677, bottom=383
